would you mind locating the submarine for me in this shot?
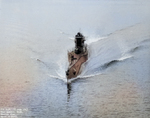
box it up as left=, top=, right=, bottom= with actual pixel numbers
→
left=66, top=32, right=88, bottom=80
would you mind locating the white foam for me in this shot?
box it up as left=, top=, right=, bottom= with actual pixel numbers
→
left=118, top=54, right=133, bottom=61
left=86, top=36, right=107, bottom=45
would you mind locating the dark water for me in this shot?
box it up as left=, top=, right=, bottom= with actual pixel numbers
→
left=0, top=0, right=150, bottom=118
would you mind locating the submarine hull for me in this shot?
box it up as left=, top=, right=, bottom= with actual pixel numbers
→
left=66, top=48, right=88, bottom=80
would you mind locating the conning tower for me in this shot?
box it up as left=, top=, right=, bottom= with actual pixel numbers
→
left=74, top=32, right=85, bottom=54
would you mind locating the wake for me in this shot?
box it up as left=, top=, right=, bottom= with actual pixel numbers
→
left=36, top=23, right=150, bottom=83
left=47, top=36, right=133, bottom=83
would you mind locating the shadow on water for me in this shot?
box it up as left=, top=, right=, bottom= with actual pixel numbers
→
left=67, top=83, right=72, bottom=102
left=66, top=77, right=87, bottom=102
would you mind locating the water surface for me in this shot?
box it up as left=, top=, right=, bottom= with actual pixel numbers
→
left=0, top=0, right=150, bottom=118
